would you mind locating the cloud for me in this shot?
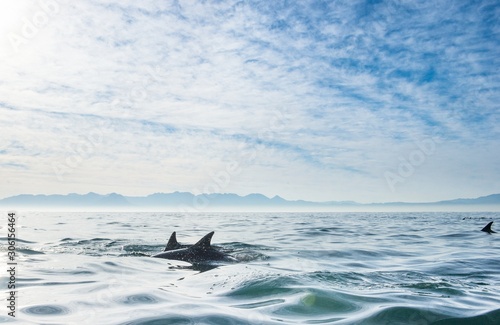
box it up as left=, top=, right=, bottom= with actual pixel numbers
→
left=0, top=0, right=499, bottom=202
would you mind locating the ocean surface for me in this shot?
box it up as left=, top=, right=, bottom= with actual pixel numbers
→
left=1, top=211, right=499, bottom=324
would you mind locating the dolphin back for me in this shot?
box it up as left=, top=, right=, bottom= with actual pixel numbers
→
left=481, top=221, right=496, bottom=234
left=165, top=232, right=182, bottom=251
left=193, top=231, right=214, bottom=249
left=153, top=231, right=234, bottom=263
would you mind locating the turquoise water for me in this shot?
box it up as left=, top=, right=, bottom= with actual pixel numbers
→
left=1, top=212, right=499, bottom=324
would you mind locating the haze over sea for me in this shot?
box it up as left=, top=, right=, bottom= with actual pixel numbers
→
left=3, top=211, right=499, bottom=324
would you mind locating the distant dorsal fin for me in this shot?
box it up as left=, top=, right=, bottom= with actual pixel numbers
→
left=165, top=232, right=180, bottom=251
left=193, top=231, right=214, bottom=249
left=481, top=221, right=496, bottom=234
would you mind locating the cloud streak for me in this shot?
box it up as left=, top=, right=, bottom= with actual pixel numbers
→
left=1, top=0, right=499, bottom=203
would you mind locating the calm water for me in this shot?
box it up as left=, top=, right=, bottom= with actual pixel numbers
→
left=1, top=212, right=499, bottom=324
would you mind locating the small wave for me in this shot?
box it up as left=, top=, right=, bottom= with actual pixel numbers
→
left=122, top=244, right=159, bottom=255
left=433, top=308, right=500, bottom=325
left=401, top=282, right=465, bottom=297
left=0, top=236, right=36, bottom=244
left=119, top=252, right=151, bottom=257
left=232, top=298, right=285, bottom=309
left=40, top=280, right=97, bottom=287
left=120, top=313, right=273, bottom=325
left=53, top=238, right=152, bottom=256
left=231, top=251, right=269, bottom=263
left=361, top=306, right=500, bottom=325
left=117, top=293, right=161, bottom=305
left=276, top=288, right=362, bottom=316
left=17, top=248, right=45, bottom=255
left=227, top=275, right=303, bottom=299
left=361, top=306, right=447, bottom=324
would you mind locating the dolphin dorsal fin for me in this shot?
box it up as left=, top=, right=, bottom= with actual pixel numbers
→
left=481, top=221, right=496, bottom=234
left=165, top=232, right=180, bottom=251
left=193, top=231, right=214, bottom=249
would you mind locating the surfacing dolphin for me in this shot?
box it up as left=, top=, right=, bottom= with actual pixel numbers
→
left=164, top=231, right=190, bottom=251
left=153, top=231, right=236, bottom=263
left=481, top=221, right=496, bottom=234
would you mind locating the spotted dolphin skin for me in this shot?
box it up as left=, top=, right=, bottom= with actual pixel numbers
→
left=154, top=231, right=236, bottom=263
left=481, top=221, right=496, bottom=234
left=164, top=231, right=190, bottom=251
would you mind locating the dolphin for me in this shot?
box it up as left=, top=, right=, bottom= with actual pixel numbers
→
left=481, top=221, right=496, bottom=234
left=164, top=231, right=190, bottom=251
left=153, top=231, right=236, bottom=263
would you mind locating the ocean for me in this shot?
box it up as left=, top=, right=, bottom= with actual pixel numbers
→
left=2, top=211, right=499, bottom=324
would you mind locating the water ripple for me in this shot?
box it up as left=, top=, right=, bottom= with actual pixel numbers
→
left=14, top=212, right=500, bottom=324
left=21, top=304, right=70, bottom=316
left=118, top=294, right=160, bottom=305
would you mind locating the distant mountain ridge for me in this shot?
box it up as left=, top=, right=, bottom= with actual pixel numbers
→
left=0, top=192, right=499, bottom=210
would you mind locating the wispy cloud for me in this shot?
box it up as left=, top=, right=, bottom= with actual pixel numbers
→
left=1, top=0, right=498, bottom=203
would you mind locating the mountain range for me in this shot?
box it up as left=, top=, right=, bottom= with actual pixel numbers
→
left=0, top=192, right=499, bottom=211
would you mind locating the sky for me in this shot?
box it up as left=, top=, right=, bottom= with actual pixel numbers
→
left=0, top=0, right=499, bottom=203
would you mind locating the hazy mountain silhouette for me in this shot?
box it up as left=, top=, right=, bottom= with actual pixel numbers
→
left=1, top=192, right=499, bottom=210
left=436, top=194, right=500, bottom=205
left=371, top=194, right=500, bottom=207
left=0, top=192, right=130, bottom=207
